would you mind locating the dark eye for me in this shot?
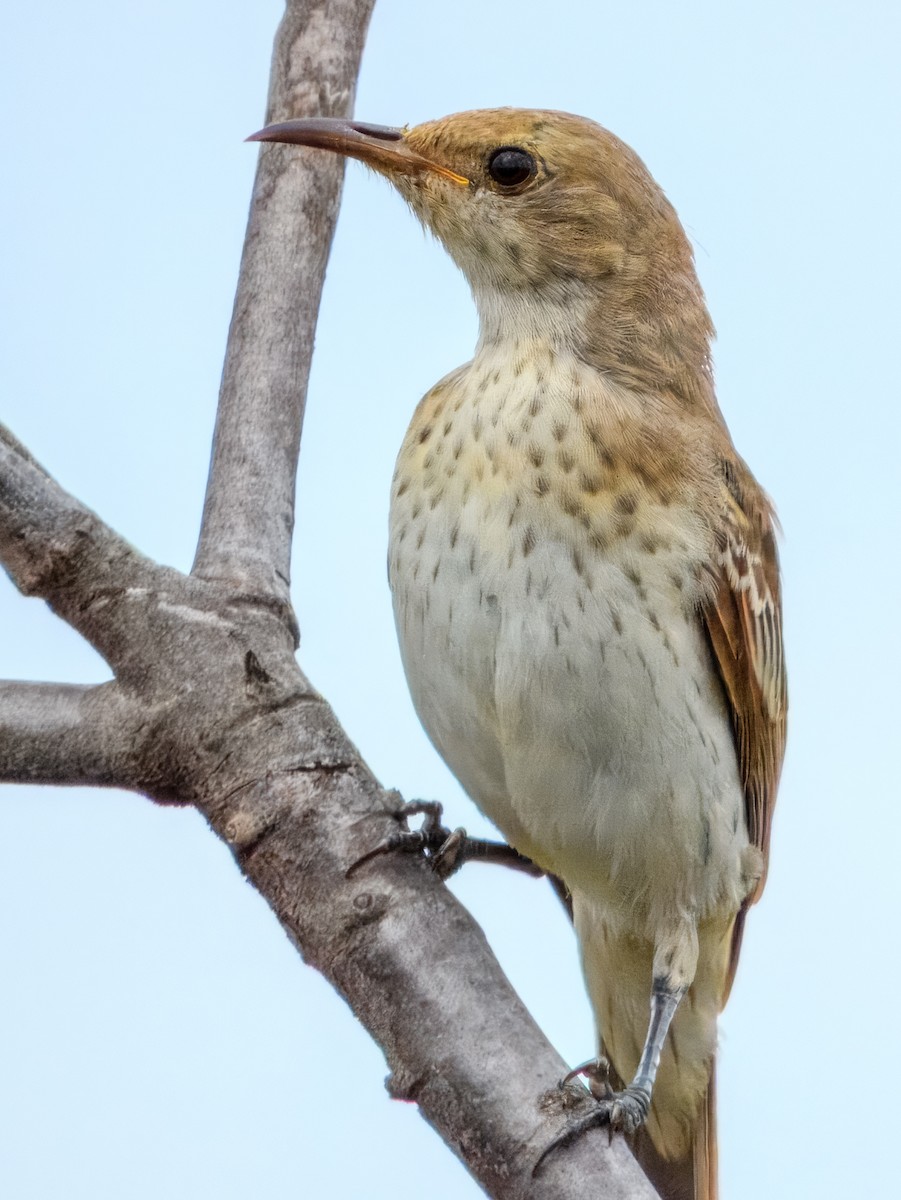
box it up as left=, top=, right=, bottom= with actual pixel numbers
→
left=487, top=147, right=536, bottom=188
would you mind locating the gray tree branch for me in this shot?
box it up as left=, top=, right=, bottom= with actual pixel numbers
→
left=0, top=2, right=660, bottom=1196
left=0, top=681, right=136, bottom=787
left=0, top=427, right=162, bottom=668
left=192, top=0, right=377, bottom=611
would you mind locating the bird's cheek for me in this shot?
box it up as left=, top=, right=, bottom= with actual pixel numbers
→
left=394, top=178, right=456, bottom=237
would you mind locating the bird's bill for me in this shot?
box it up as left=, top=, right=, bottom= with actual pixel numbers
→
left=246, top=117, right=469, bottom=186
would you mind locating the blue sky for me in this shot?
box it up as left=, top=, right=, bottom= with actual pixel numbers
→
left=2, top=1, right=899, bottom=1197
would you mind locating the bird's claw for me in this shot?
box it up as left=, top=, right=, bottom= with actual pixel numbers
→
left=561, top=1056, right=614, bottom=1100
left=608, top=1085, right=651, bottom=1133
left=533, top=1085, right=651, bottom=1176
left=347, top=798, right=468, bottom=880
left=348, top=796, right=545, bottom=882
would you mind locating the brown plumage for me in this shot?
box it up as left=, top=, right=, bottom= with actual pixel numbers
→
left=250, top=108, right=787, bottom=1200
left=705, top=453, right=787, bottom=996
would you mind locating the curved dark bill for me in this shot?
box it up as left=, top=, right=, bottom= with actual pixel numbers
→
left=246, top=117, right=403, bottom=147
left=245, top=117, right=469, bottom=186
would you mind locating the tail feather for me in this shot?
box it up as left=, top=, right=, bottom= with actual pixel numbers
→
left=626, top=1059, right=718, bottom=1200
left=576, top=906, right=729, bottom=1200
left=692, top=1060, right=718, bottom=1200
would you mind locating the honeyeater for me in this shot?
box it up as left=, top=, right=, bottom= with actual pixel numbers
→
left=249, top=108, right=786, bottom=1200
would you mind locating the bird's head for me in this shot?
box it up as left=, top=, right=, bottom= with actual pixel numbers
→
left=249, top=108, right=715, bottom=404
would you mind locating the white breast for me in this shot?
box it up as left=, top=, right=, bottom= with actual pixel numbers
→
left=389, top=344, right=751, bottom=938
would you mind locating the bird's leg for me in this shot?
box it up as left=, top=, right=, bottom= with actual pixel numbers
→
left=534, top=929, right=696, bottom=1174
left=347, top=793, right=545, bottom=881
left=625, top=978, right=684, bottom=1108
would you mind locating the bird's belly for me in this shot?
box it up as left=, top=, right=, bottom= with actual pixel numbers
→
left=390, top=488, right=751, bottom=931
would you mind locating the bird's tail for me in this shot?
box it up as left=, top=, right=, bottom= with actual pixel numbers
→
left=625, top=1057, right=718, bottom=1200
left=577, top=907, right=730, bottom=1200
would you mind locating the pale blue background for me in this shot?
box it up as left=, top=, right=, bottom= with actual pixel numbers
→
left=2, top=1, right=898, bottom=1197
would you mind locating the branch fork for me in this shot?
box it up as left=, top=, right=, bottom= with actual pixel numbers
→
left=0, top=3, right=658, bottom=1197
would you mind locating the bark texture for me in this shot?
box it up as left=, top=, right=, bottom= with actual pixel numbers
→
left=0, top=3, right=658, bottom=1197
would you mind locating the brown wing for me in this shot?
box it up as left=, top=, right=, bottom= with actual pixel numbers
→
left=703, top=457, right=787, bottom=997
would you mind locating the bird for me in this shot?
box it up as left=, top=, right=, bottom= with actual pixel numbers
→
left=248, top=109, right=786, bottom=1200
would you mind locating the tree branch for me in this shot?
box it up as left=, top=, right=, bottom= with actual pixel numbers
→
left=191, top=0, right=376, bottom=610
left=0, top=425, right=176, bottom=672
left=0, top=681, right=137, bottom=787
left=0, top=427, right=197, bottom=681
left=1, top=3, right=663, bottom=1194
left=200, top=749, right=659, bottom=1200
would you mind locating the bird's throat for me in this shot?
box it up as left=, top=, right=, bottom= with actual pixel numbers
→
left=473, top=281, right=594, bottom=358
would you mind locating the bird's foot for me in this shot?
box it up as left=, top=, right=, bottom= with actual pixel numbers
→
left=533, top=1084, right=651, bottom=1175
left=347, top=796, right=543, bottom=881
left=347, top=798, right=466, bottom=879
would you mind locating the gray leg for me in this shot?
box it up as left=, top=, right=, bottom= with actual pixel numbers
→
left=533, top=978, right=686, bottom=1175
left=632, top=979, right=684, bottom=1098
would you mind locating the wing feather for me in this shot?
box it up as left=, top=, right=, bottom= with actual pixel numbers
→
left=703, top=457, right=787, bottom=995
